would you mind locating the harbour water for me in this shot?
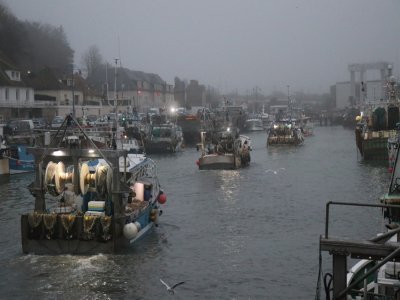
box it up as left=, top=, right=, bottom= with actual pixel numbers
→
left=0, top=126, right=391, bottom=299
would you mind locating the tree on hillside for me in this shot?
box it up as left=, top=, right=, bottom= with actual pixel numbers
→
left=0, top=3, right=26, bottom=63
left=81, top=45, right=103, bottom=77
left=22, top=22, right=74, bottom=73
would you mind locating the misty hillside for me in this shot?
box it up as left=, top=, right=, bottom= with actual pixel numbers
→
left=0, top=3, right=73, bottom=74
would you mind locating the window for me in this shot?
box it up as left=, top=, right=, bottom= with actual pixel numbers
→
left=16, top=89, right=20, bottom=101
left=26, top=89, right=29, bottom=102
left=5, top=88, right=9, bottom=101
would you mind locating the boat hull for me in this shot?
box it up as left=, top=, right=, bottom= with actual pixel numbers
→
left=145, top=140, right=180, bottom=154
left=9, top=161, right=35, bottom=174
left=356, top=129, right=397, bottom=161
left=267, top=136, right=303, bottom=146
left=198, top=154, right=237, bottom=170
left=361, top=137, right=389, bottom=160
left=21, top=204, right=158, bottom=255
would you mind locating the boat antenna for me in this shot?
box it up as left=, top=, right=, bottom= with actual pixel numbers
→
left=113, top=55, right=121, bottom=150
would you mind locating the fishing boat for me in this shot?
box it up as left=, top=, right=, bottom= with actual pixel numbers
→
left=8, top=144, right=35, bottom=174
left=196, top=127, right=251, bottom=170
left=267, top=119, right=304, bottom=146
left=244, top=118, right=264, bottom=132
left=117, top=136, right=148, bottom=172
left=318, top=138, right=400, bottom=299
left=144, top=122, right=184, bottom=154
left=21, top=114, right=167, bottom=254
left=176, top=107, right=213, bottom=145
left=355, top=76, right=399, bottom=161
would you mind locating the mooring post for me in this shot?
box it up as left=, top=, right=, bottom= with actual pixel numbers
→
left=332, top=254, right=347, bottom=300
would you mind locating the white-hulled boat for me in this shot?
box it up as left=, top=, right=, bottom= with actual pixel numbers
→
left=244, top=118, right=264, bottom=132
left=196, top=127, right=251, bottom=170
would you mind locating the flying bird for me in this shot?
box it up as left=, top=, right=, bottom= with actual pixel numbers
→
left=160, top=278, right=185, bottom=294
left=265, top=168, right=286, bottom=174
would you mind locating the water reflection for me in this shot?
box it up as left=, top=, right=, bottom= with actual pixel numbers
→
left=218, top=170, right=240, bottom=204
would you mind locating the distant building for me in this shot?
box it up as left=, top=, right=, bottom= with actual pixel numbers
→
left=331, top=80, right=385, bottom=110
left=332, top=81, right=360, bottom=109
left=332, top=62, right=393, bottom=110
left=0, top=54, right=35, bottom=121
left=89, top=66, right=175, bottom=113
left=186, top=80, right=206, bottom=107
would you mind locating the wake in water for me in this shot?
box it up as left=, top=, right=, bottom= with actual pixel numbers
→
left=265, top=168, right=286, bottom=174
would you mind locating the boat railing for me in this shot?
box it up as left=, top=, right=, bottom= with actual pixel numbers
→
left=321, top=201, right=400, bottom=299
left=128, top=158, right=157, bottom=182
left=323, top=201, right=400, bottom=239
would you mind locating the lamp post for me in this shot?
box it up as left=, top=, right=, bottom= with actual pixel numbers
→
left=287, top=84, right=291, bottom=113
left=72, top=68, right=75, bottom=118
left=68, top=64, right=82, bottom=119
left=114, top=58, right=119, bottom=113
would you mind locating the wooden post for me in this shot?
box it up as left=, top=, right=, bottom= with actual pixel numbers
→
left=332, top=254, right=347, bottom=300
left=33, top=160, right=46, bottom=212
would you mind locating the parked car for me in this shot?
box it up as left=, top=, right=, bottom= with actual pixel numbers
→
left=51, top=116, right=64, bottom=129
left=86, top=115, right=98, bottom=126
left=3, top=119, right=34, bottom=136
left=32, top=118, right=47, bottom=129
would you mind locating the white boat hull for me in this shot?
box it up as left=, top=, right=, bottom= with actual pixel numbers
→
left=198, top=154, right=236, bottom=170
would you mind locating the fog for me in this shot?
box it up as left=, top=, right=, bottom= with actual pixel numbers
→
left=5, top=0, right=400, bottom=94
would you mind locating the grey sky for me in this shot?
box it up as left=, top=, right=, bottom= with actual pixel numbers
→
left=4, top=0, right=400, bottom=95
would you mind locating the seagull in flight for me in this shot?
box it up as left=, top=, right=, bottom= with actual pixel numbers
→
left=265, top=168, right=286, bottom=174
left=160, top=278, right=185, bottom=294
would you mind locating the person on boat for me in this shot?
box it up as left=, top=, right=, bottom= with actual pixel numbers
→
left=216, top=142, right=224, bottom=154
left=126, top=190, right=139, bottom=213
left=242, top=140, right=250, bottom=163
left=144, top=184, right=152, bottom=201
left=127, top=190, right=136, bottom=204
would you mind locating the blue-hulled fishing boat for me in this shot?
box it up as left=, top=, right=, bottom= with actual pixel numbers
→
left=8, top=144, right=34, bottom=174
left=21, top=114, right=167, bottom=254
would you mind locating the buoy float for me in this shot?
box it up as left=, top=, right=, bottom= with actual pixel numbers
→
left=134, top=221, right=142, bottom=232
left=150, top=209, right=159, bottom=222
left=123, top=223, right=138, bottom=239
left=158, top=193, right=167, bottom=204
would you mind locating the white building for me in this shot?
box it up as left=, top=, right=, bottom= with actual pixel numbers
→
left=0, top=61, right=35, bottom=121
left=333, top=80, right=385, bottom=110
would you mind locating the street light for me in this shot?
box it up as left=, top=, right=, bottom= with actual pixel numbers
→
left=68, top=64, right=82, bottom=119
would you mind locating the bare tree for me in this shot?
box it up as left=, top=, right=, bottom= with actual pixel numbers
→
left=81, top=45, right=103, bottom=77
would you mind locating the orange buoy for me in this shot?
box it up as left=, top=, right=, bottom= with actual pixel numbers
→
left=158, top=193, right=167, bottom=204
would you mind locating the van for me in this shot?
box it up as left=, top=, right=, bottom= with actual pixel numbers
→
left=4, top=119, right=34, bottom=136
